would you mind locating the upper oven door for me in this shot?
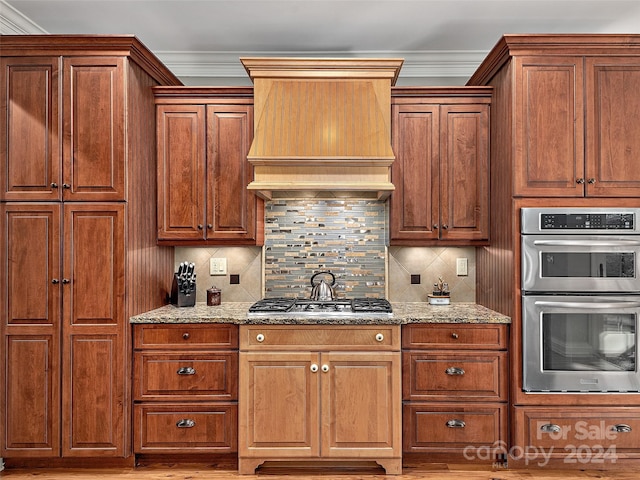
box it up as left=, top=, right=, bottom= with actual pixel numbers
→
left=522, top=235, right=640, bottom=293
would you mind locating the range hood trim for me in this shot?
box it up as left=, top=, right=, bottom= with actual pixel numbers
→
left=241, top=57, right=403, bottom=200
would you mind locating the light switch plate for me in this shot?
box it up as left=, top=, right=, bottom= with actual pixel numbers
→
left=456, top=258, right=468, bottom=276
left=209, top=258, right=227, bottom=275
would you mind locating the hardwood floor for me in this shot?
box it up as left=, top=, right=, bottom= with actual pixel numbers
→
left=2, top=460, right=639, bottom=479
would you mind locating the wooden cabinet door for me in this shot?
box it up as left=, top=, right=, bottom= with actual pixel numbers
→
left=390, top=104, right=439, bottom=242
left=514, top=56, right=585, bottom=197
left=439, top=104, right=489, bottom=241
left=239, top=351, right=319, bottom=458
left=61, top=203, right=125, bottom=457
left=321, top=352, right=401, bottom=458
left=0, top=57, right=61, bottom=201
left=62, top=57, right=125, bottom=201
left=1, top=204, right=61, bottom=457
left=586, top=57, right=640, bottom=197
left=206, top=105, right=256, bottom=241
left=157, top=105, right=206, bottom=240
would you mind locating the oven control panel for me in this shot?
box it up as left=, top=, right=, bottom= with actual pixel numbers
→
left=541, top=213, right=634, bottom=230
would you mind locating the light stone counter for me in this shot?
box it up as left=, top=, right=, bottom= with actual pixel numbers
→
left=129, top=302, right=510, bottom=325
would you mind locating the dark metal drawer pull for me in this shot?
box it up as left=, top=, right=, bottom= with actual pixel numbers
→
left=445, top=367, right=465, bottom=376
left=540, top=423, right=561, bottom=433
left=446, top=419, right=466, bottom=428
left=177, top=366, right=196, bottom=375
left=176, top=419, right=195, bottom=428
left=612, top=424, right=632, bottom=433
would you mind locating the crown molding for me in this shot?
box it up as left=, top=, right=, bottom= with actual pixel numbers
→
left=0, top=0, right=48, bottom=34
left=156, top=50, right=488, bottom=80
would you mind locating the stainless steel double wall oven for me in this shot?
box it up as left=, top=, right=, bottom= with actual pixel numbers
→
left=521, top=208, right=640, bottom=393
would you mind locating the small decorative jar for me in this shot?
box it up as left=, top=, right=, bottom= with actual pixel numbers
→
left=207, top=286, right=221, bottom=306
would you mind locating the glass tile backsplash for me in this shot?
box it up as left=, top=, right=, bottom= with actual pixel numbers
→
left=264, top=199, right=387, bottom=298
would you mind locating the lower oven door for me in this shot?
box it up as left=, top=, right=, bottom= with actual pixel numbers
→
left=522, top=295, right=640, bottom=392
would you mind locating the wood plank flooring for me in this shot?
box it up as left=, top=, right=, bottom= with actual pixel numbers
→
left=2, top=461, right=639, bottom=479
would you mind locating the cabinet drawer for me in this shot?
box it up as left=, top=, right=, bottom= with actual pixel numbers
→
left=403, top=351, right=508, bottom=401
left=240, top=325, right=400, bottom=351
left=134, top=352, right=238, bottom=400
left=403, top=403, right=507, bottom=453
left=133, top=403, right=237, bottom=453
left=402, top=324, right=508, bottom=350
left=514, top=407, right=640, bottom=457
left=134, top=324, right=238, bottom=350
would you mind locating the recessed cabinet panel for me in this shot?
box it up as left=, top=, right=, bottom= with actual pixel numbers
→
left=0, top=57, right=61, bottom=201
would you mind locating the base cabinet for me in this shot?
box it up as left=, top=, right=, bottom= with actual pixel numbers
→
left=132, top=324, right=239, bottom=455
left=238, top=325, right=402, bottom=475
left=402, top=324, right=509, bottom=458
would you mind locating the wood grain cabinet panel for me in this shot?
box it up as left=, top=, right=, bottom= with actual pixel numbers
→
left=239, top=325, right=402, bottom=475
left=132, top=324, right=239, bottom=456
left=390, top=90, right=490, bottom=245
left=401, top=323, right=509, bottom=456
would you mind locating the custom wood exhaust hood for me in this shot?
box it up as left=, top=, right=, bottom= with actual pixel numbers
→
left=240, top=57, right=403, bottom=200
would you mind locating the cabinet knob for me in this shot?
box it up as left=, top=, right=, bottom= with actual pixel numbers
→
left=446, top=419, right=466, bottom=429
left=433, top=224, right=439, bottom=229
left=182, top=332, right=190, bottom=340
left=177, top=366, right=196, bottom=375
left=256, top=333, right=265, bottom=342
left=442, top=224, right=449, bottom=229
left=310, top=364, right=319, bottom=373
left=207, top=224, right=213, bottom=229
left=197, top=224, right=203, bottom=230
left=176, top=419, right=195, bottom=428
left=51, top=182, right=58, bottom=189
left=612, top=424, right=632, bottom=433
left=451, top=332, right=459, bottom=339
left=445, top=366, right=465, bottom=376
left=62, top=278, right=70, bottom=284
left=540, top=423, right=562, bottom=433
left=51, top=279, right=60, bottom=284
left=62, top=183, right=71, bottom=189
left=576, top=178, right=585, bottom=184
left=321, top=364, right=329, bottom=373
left=375, top=333, right=384, bottom=342
left=588, top=178, right=597, bottom=184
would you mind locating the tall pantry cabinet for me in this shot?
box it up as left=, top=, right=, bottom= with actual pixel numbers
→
left=0, top=36, right=181, bottom=461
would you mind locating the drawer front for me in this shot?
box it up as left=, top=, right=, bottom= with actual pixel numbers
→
left=403, top=403, right=507, bottom=452
left=402, top=324, right=508, bottom=350
left=403, top=351, right=508, bottom=401
left=134, top=404, right=237, bottom=453
left=515, top=407, right=640, bottom=456
left=134, top=324, right=238, bottom=350
left=134, top=352, right=238, bottom=400
left=240, top=325, right=400, bottom=351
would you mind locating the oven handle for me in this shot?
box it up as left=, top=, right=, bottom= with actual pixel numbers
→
left=532, top=239, right=640, bottom=247
left=535, top=300, right=640, bottom=309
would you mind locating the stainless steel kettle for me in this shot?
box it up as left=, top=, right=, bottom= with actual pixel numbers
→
left=310, top=271, right=336, bottom=301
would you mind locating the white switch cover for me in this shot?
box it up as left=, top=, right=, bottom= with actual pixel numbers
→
left=456, top=258, right=468, bottom=276
left=209, top=258, right=227, bottom=275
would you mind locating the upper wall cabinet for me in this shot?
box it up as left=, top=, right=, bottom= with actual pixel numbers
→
left=155, top=88, right=263, bottom=245
left=390, top=88, right=491, bottom=245
left=469, top=36, right=640, bottom=198
left=1, top=56, right=127, bottom=201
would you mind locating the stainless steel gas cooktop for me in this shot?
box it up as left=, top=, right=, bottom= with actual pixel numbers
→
left=247, top=298, right=393, bottom=318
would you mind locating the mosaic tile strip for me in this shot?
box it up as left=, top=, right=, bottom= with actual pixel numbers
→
left=264, top=199, right=387, bottom=298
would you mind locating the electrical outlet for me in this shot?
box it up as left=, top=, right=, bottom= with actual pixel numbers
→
left=456, top=258, right=468, bottom=276
left=410, top=274, right=421, bottom=285
left=209, top=258, right=227, bottom=275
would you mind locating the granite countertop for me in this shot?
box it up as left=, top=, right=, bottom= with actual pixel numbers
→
left=129, top=302, right=510, bottom=325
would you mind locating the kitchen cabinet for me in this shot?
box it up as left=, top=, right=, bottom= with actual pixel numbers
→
left=132, top=324, right=238, bottom=455
left=390, top=88, right=491, bottom=245
left=155, top=88, right=263, bottom=245
left=469, top=40, right=640, bottom=197
left=402, top=324, right=508, bottom=457
left=0, top=36, right=180, bottom=462
left=238, top=325, right=402, bottom=475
